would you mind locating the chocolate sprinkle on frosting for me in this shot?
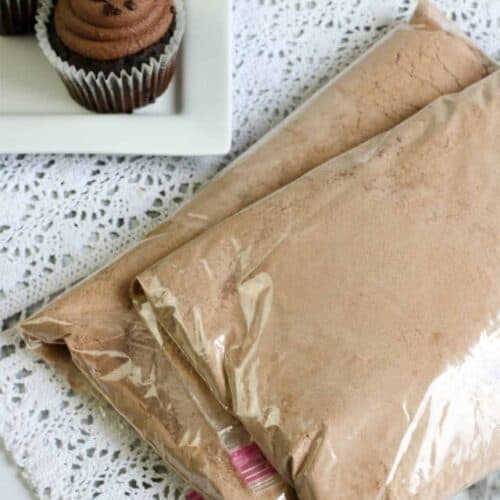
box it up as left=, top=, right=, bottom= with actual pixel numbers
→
left=54, top=0, right=174, bottom=60
left=48, top=5, right=177, bottom=75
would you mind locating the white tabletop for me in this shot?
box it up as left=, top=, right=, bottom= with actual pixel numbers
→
left=0, top=444, right=33, bottom=500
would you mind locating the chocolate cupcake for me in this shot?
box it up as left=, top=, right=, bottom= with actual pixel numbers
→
left=0, top=0, right=37, bottom=35
left=36, top=0, right=185, bottom=112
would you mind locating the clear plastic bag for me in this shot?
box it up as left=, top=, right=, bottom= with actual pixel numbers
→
left=133, top=0, right=494, bottom=408
left=134, top=69, right=500, bottom=499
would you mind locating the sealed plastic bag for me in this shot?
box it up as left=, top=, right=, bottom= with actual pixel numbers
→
left=21, top=2, right=494, bottom=498
left=37, top=312, right=292, bottom=499
left=135, top=70, right=500, bottom=499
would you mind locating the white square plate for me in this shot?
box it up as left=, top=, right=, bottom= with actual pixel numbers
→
left=0, top=0, right=232, bottom=156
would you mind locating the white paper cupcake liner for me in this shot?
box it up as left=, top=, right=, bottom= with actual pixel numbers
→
left=35, top=0, right=186, bottom=113
left=0, top=0, right=37, bottom=35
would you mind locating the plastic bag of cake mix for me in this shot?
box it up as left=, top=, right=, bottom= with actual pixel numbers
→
left=21, top=2, right=494, bottom=498
left=135, top=69, right=500, bottom=499
left=26, top=312, right=292, bottom=499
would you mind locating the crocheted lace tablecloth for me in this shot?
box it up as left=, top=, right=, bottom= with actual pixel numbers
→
left=1, top=0, right=500, bottom=498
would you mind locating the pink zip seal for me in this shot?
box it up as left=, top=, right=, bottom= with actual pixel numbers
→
left=229, top=442, right=278, bottom=490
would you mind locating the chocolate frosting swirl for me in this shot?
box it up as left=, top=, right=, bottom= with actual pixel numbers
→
left=54, top=0, right=174, bottom=61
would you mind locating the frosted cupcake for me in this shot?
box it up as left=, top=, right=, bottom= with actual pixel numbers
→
left=0, top=0, right=37, bottom=35
left=36, top=0, right=185, bottom=112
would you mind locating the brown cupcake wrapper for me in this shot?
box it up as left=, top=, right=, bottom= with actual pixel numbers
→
left=0, top=0, right=37, bottom=35
left=36, top=0, right=185, bottom=113
left=58, top=60, right=177, bottom=113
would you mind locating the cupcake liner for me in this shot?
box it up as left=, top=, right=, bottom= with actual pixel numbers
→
left=35, top=0, right=186, bottom=113
left=0, top=0, right=37, bottom=35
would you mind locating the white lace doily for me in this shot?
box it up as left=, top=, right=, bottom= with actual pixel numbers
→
left=1, top=1, right=500, bottom=498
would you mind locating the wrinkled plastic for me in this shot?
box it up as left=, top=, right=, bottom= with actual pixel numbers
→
left=135, top=69, right=500, bottom=499
left=133, top=0, right=495, bottom=406
left=24, top=313, right=290, bottom=499
left=21, top=2, right=494, bottom=499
